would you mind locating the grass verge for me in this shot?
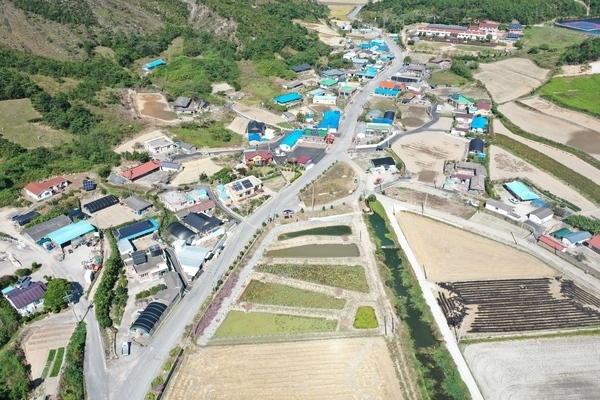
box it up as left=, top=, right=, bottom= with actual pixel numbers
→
left=49, top=347, right=65, bottom=377
left=428, top=71, right=468, bottom=86
left=493, top=133, right=600, bottom=204
left=59, top=323, right=87, bottom=399
left=240, top=280, right=346, bottom=309
left=278, top=225, right=352, bottom=240
left=276, top=121, right=293, bottom=129
left=353, top=306, right=378, bottom=329
left=257, top=264, right=370, bottom=292
left=41, top=348, right=57, bottom=379
left=213, top=311, right=337, bottom=338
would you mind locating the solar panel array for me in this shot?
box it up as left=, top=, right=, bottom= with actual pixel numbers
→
left=241, top=179, right=253, bottom=189
left=132, top=250, right=147, bottom=265
left=233, top=182, right=243, bottom=191
left=82, top=180, right=96, bottom=191
left=84, top=195, right=119, bottom=213
left=149, top=244, right=162, bottom=257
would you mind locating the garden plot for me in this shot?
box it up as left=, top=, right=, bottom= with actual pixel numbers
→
left=489, top=145, right=597, bottom=211
left=475, top=58, right=549, bottom=103
left=493, top=119, right=600, bottom=182
left=169, top=157, right=223, bottom=186
left=396, top=212, right=555, bottom=282
left=164, top=337, right=403, bottom=400
left=499, top=101, right=600, bottom=160
left=464, top=335, right=600, bottom=400
left=391, top=131, right=467, bottom=183
left=23, top=323, right=75, bottom=381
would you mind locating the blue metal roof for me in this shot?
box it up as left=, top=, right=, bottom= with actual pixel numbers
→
left=563, top=231, right=592, bottom=244
left=47, top=221, right=96, bottom=246
left=142, top=59, right=165, bottom=70
left=281, top=130, right=304, bottom=148
left=318, top=111, right=341, bottom=130
left=375, top=88, right=399, bottom=97
left=274, top=93, right=302, bottom=104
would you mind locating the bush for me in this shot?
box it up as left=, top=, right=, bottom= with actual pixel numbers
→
left=151, top=376, right=164, bottom=388
left=31, top=262, right=41, bottom=270
left=14, top=268, right=32, bottom=277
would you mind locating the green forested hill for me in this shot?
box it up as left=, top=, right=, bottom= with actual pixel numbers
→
left=362, top=0, right=590, bottom=26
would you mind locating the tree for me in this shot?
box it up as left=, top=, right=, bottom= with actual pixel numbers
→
left=43, top=278, right=72, bottom=313
left=366, top=194, right=377, bottom=207
left=403, top=55, right=412, bottom=65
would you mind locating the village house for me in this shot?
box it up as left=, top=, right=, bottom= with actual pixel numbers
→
left=24, top=176, right=69, bottom=201
left=243, top=150, right=273, bottom=166
left=122, top=160, right=161, bottom=181
left=225, top=176, right=263, bottom=203
left=313, top=95, right=337, bottom=105
left=144, top=136, right=177, bottom=154
left=247, top=120, right=266, bottom=137
left=4, top=281, right=47, bottom=315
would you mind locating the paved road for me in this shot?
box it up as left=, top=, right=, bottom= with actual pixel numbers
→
left=85, top=31, right=406, bottom=400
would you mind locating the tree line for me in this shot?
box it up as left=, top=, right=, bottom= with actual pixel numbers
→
left=9, top=0, right=97, bottom=26
left=560, top=37, right=600, bottom=65
left=363, top=0, right=589, bottom=26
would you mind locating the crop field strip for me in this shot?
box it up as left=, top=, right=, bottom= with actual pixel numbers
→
left=240, top=281, right=346, bottom=309
left=256, top=264, right=370, bottom=293
left=437, top=278, right=600, bottom=333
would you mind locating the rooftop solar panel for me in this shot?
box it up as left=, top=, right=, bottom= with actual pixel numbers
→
left=82, top=180, right=96, bottom=191
left=233, top=182, right=243, bottom=191
left=241, top=179, right=253, bottom=189
left=84, top=195, right=119, bottom=213
left=132, top=250, right=147, bottom=265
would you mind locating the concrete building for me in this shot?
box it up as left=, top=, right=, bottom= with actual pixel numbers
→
left=528, top=207, right=554, bottom=224
left=225, top=176, right=263, bottom=203
left=313, top=95, right=337, bottom=105
left=24, top=176, right=69, bottom=201
left=144, top=136, right=177, bottom=154
left=485, top=199, right=513, bottom=216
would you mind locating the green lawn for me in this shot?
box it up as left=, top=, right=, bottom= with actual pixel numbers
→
left=41, top=349, right=57, bottom=379
left=240, top=280, right=346, bottom=309
left=538, top=75, right=600, bottom=117
left=168, top=121, right=244, bottom=148
left=428, top=71, right=468, bottom=86
left=238, top=60, right=282, bottom=104
left=49, top=347, right=65, bottom=378
left=213, top=311, right=337, bottom=338
left=257, top=264, right=370, bottom=293
left=369, top=97, right=398, bottom=113
left=353, top=306, right=378, bottom=329
left=276, top=121, right=293, bottom=129
left=0, top=99, right=73, bottom=148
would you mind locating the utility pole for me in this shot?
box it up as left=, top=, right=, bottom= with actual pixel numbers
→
left=64, top=291, right=78, bottom=322
left=311, top=184, right=315, bottom=211
left=510, top=232, right=517, bottom=245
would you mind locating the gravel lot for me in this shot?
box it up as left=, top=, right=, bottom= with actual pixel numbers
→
left=464, top=335, right=600, bottom=400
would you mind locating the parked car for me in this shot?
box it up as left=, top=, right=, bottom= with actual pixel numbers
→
left=121, top=342, right=130, bottom=357
left=205, top=251, right=214, bottom=261
left=15, top=276, right=31, bottom=289
left=283, top=209, right=295, bottom=215
left=508, top=198, right=519, bottom=204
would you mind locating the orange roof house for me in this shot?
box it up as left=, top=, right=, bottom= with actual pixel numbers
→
left=24, top=176, right=69, bottom=201
left=378, top=81, right=405, bottom=91
left=586, top=235, right=600, bottom=254
left=122, top=160, right=161, bottom=181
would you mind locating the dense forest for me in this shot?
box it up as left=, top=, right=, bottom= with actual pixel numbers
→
left=363, top=0, right=590, bottom=26
left=9, top=0, right=97, bottom=26
left=560, top=37, right=600, bottom=64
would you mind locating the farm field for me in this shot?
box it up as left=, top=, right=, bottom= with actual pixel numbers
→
left=396, top=212, right=555, bottom=281
left=240, top=281, right=346, bottom=309
left=213, top=311, right=337, bottom=338
left=226, top=115, right=249, bottom=136
left=169, top=157, right=224, bottom=186
left=464, top=335, right=600, bottom=399
left=493, top=118, right=600, bottom=184
left=520, top=96, right=600, bottom=133
left=391, top=130, right=467, bottom=183
left=489, top=145, right=597, bottom=211
left=164, top=337, right=403, bottom=400
left=475, top=58, right=549, bottom=103
left=329, top=6, right=354, bottom=20
left=353, top=306, right=378, bottom=329
left=257, top=264, right=370, bottom=292
left=491, top=135, right=600, bottom=208
left=539, top=74, right=600, bottom=118
left=399, top=105, right=429, bottom=127
left=299, top=162, right=358, bottom=206
left=498, top=102, right=600, bottom=160
left=0, top=98, right=72, bottom=148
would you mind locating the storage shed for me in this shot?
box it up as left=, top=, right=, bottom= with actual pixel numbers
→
left=83, top=195, right=119, bottom=214
left=468, top=138, right=485, bottom=154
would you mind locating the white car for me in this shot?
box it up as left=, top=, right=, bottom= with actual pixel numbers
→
left=121, top=342, right=130, bottom=357
left=508, top=198, right=519, bottom=204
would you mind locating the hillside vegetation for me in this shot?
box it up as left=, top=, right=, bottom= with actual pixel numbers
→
left=0, top=0, right=346, bottom=206
left=363, top=0, right=589, bottom=27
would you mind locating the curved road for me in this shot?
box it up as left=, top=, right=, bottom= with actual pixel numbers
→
left=84, top=31, right=481, bottom=400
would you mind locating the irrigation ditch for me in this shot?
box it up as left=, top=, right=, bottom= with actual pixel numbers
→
left=366, top=199, right=470, bottom=400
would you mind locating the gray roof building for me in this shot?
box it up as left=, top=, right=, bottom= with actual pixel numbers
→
left=486, top=199, right=513, bottom=213
left=529, top=207, right=553, bottom=220
left=24, top=215, right=71, bottom=242
left=122, top=195, right=152, bottom=213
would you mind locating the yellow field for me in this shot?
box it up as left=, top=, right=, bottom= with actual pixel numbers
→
left=329, top=6, right=354, bottom=20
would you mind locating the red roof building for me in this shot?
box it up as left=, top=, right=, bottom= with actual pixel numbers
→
left=122, top=160, right=161, bottom=181
left=24, top=176, right=69, bottom=201
left=538, top=235, right=566, bottom=252
left=585, top=235, right=600, bottom=254
left=244, top=150, right=273, bottom=166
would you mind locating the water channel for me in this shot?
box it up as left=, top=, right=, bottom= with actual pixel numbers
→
left=368, top=211, right=452, bottom=399
left=266, top=243, right=360, bottom=258
left=278, top=225, right=352, bottom=241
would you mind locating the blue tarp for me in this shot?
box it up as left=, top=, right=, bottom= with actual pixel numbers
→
left=471, top=115, right=488, bottom=130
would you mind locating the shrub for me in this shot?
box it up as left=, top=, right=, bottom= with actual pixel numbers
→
left=14, top=268, right=32, bottom=277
